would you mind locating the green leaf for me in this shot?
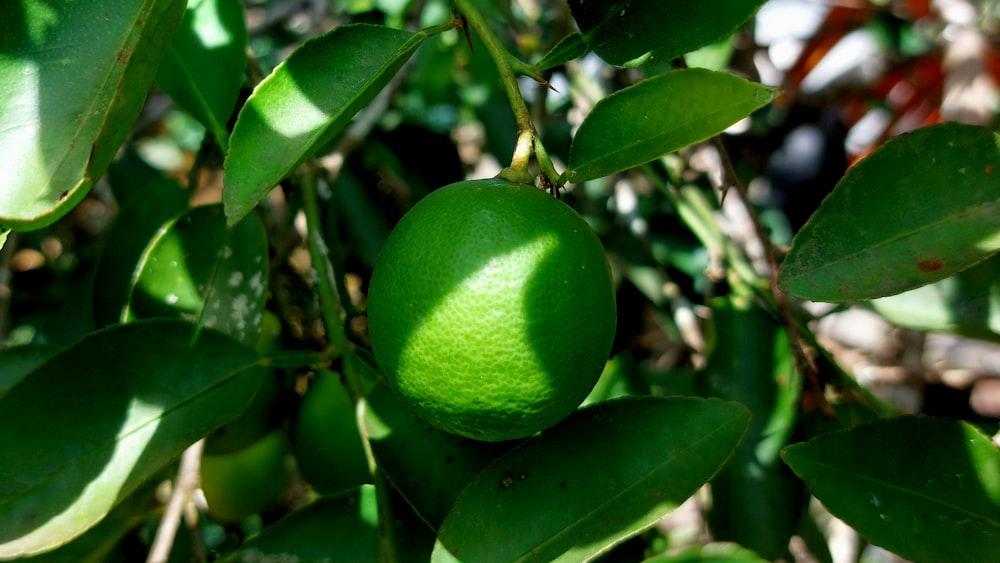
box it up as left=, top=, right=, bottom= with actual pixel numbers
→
left=364, top=382, right=516, bottom=529
left=0, top=228, right=9, bottom=251
left=0, top=0, right=186, bottom=229
left=565, top=69, right=778, bottom=184
left=778, top=122, right=1000, bottom=302
left=226, top=486, right=380, bottom=562
left=567, top=0, right=767, bottom=67
left=156, top=0, right=247, bottom=150
left=432, top=396, right=750, bottom=562
left=531, top=32, right=588, bottom=72
left=223, top=23, right=430, bottom=226
left=22, top=481, right=157, bottom=563
left=91, top=174, right=189, bottom=328
left=702, top=297, right=804, bottom=560
left=124, top=203, right=269, bottom=346
left=0, top=320, right=263, bottom=558
left=868, top=253, right=1000, bottom=342
left=782, top=416, right=1000, bottom=562
left=0, top=343, right=61, bottom=400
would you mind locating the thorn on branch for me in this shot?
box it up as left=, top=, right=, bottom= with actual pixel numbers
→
left=533, top=74, right=558, bottom=93
left=455, top=13, right=474, bottom=53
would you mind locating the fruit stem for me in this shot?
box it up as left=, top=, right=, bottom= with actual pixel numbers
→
left=453, top=0, right=535, bottom=177
left=499, top=129, right=536, bottom=184
left=533, top=133, right=562, bottom=189
left=299, top=169, right=350, bottom=357
left=354, top=398, right=401, bottom=563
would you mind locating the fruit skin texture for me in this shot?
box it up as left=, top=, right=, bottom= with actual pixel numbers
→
left=366, top=178, right=616, bottom=442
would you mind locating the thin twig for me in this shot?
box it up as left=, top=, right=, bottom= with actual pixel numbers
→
left=711, top=136, right=829, bottom=413
left=147, top=439, right=206, bottom=563
left=0, top=231, right=15, bottom=348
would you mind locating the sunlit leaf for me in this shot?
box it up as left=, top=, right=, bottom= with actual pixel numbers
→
left=782, top=416, right=1000, bottom=561
left=0, top=0, right=186, bottom=229
left=778, top=122, right=1000, bottom=302
left=22, top=481, right=157, bottom=563
left=223, top=23, right=433, bottom=226
left=432, top=396, right=750, bottom=562
left=92, top=173, right=189, bottom=328
left=0, top=320, right=263, bottom=558
left=868, top=253, right=1000, bottom=343
left=156, top=0, right=247, bottom=149
left=567, top=0, right=767, bottom=67
left=124, top=203, right=269, bottom=345
left=565, top=69, right=778, bottom=184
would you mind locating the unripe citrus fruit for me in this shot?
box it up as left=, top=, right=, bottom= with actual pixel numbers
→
left=200, top=430, right=291, bottom=522
left=366, top=178, right=616, bottom=442
left=292, top=369, right=372, bottom=494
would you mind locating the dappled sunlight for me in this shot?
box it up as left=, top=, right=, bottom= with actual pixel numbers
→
left=398, top=229, right=559, bottom=409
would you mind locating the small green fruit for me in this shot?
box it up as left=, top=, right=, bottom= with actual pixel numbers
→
left=366, top=179, right=617, bottom=442
left=292, top=369, right=372, bottom=494
left=200, top=430, right=290, bottom=522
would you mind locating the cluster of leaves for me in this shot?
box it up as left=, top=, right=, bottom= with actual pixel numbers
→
left=1, top=0, right=999, bottom=561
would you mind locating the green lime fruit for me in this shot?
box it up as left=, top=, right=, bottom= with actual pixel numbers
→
left=293, top=369, right=372, bottom=494
left=366, top=178, right=617, bottom=442
left=201, top=430, right=291, bottom=522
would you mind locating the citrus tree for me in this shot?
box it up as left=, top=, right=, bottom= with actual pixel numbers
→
left=2, top=0, right=999, bottom=561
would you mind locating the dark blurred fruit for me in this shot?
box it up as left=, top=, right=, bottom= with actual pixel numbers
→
left=292, top=369, right=372, bottom=494
left=200, top=430, right=291, bottom=523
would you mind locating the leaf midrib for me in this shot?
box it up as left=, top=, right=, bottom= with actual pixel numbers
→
left=571, top=88, right=768, bottom=180
left=782, top=197, right=1000, bottom=292
left=788, top=453, right=1000, bottom=528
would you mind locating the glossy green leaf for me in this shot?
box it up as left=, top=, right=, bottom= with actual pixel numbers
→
left=0, top=229, right=8, bottom=251
left=532, top=32, right=588, bottom=72
left=782, top=416, right=1000, bottom=562
left=92, top=174, right=189, bottom=328
left=0, top=320, right=263, bottom=558
left=565, top=69, right=778, bottom=184
left=226, top=486, right=380, bottom=562
left=868, top=253, right=1000, bottom=342
left=223, top=23, right=430, bottom=226
left=432, top=396, right=750, bottom=562
left=23, top=481, right=158, bottom=563
left=702, top=297, right=804, bottom=560
left=778, top=122, right=1000, bottom=302
left=567, top=0, right=767, bottom=67
left=124, top=203, right=268, bottom=345
left=156, top=0, right=247, bottom=148
left=581, top=352, right=647, bottom=407
left=364, top=382, right=516, bottom=529
left=204, top=347, right=284, bottom=455
left=0, top=0, right=186, bottom=229
left=645, top=542, right=769, bottom=563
